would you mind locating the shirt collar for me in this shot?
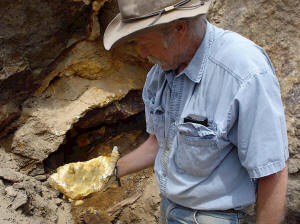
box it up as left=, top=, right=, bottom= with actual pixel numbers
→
left=179, top=20, right=214, bottom=83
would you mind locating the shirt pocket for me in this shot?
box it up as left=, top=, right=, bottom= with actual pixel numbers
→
left=175, top=122, right=220, bottom=177
left=149, top=104, right=165, bottom=146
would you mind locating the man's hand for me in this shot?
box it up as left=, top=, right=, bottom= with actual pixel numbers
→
left=256, top=163, right=288, bottom=224
left=116, top=134, right=159, bottom=178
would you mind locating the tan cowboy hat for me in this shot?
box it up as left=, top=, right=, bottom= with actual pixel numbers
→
left=103, top=0, right=213, bottom=50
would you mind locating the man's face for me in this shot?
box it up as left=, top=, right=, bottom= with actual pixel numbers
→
left=133, top=30, right=179, bottom=71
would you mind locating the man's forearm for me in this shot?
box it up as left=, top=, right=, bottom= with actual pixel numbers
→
left=256, top=163, right=288, bottom=224
left=116, top=134, right=159, bottom=177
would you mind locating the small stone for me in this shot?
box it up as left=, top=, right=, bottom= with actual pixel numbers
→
left=295, top=109, right=300, bottom=118
left=74, top=200, right=84, bottom=206
left=34, top=175, right=47, bottom=181
left=55, top=130, right=61, bottom=136
left=5, top=186, right=18, bottom=197
left=13, top=182, right=25, bottom=189
left=288, top=159, right=300, bottom=174
left=11, top=191, right=28, bottom=210
left=0, top=179, right=4, bottom=187
left=51, top=190, right=60, bottom=198
left=0, top=168, right=25, bottom=182
left=0, top=179, right=5, bottom=195
left=55, top=198, right=62, bottom=206
left=29, top=165, right=45, bottom=176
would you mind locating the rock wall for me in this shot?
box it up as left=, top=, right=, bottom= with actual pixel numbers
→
left=0, top=0, right=299, bottom=223
left=0, top=0, right=150, bottom=223
left=0, top=0, right=90, bottom=131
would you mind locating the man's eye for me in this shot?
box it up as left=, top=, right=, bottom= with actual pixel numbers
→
left=127, top=39, right=137, bottom=45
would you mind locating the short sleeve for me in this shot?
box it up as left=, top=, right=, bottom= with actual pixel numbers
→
left=142, top=64, right=163, bottom=135
left=229, top=71, right=289, bottom=179
left=142, top=76, right=155, bottom=135
left=143, top=100, right=154, bottom=134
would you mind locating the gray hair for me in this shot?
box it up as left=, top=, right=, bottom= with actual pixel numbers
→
left=186, top=14, right=207, bottom=39
left=157, top=15, right=207, bottom=48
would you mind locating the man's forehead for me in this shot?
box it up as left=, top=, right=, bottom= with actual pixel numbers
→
left=127, top=22, right=177, bottom=42
left=128, top=30, right=162, bottom=44
left=136, top=31, right=161, bottom=40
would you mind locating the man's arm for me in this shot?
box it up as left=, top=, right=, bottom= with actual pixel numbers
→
left=116, top=134, right=159, bottom=177
left=256, top=163, right=288, bottom=224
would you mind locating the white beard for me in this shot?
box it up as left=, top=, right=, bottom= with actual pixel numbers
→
left=147, top=56, right=176, bottom=71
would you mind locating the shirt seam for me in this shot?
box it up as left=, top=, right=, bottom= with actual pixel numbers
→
left=208, top=56, right=244, bottom=84
left=208, top=56, right=268, bottom=85
left=182, top=21, right=215, bottom=83
left=224, top=70, right=271, bottom=134
left=248, top=160, right=287, bottom=179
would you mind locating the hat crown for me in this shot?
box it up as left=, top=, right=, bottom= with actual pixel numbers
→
left=118, top=0, right=183, bottom=19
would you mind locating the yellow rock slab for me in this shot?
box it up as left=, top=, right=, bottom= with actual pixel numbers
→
left=48, top=146, right=119, bottom=199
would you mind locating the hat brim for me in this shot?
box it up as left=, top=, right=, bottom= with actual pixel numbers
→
left=103, top=0, right=213, bottom=50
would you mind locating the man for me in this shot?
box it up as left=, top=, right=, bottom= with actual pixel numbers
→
left=103, top=0, right=289, bottom=223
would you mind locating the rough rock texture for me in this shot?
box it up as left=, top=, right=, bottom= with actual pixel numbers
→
left=9, top=44, right=146, bottom=171
left=48, top=147, right=119, bottom=199
left=0, top=147, right=74, bottom=224
left=116, top=175, right=160, bottom=224
left=0, top=2, right=147, bottom=172
left=0, top=0, right=91, bottom=134
left=0, top=0, right=299, bottom=223
left=0, top=0, right=148, bottom=223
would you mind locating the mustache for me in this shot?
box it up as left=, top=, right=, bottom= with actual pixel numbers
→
left=147, top=56, right=178, bottom=72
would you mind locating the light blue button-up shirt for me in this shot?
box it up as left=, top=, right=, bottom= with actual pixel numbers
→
left=142, top=21, right=289, bottom=210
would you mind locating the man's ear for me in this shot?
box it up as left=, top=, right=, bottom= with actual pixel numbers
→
left=174, top=21, right=188, bottom=36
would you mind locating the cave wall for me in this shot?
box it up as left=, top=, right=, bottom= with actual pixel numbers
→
left=0, top=0, right=149, bottom=172
left=0, top=0, right=90, bottom=130
left=0, top=1, right=149, bottom=223
left=0, top=0, right=299, bottom=223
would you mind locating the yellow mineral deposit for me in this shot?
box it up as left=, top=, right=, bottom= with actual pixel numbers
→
left=48, top=146, right=119, bottom=200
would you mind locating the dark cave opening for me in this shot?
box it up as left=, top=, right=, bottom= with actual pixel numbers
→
left=43, top=90, right=147, bottom=173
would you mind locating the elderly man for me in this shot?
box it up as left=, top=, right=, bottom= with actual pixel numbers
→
left=103, top=0, right=289, bottom=223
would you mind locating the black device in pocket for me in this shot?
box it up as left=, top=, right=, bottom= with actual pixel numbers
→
left=183, top=116, right=208, bottom=127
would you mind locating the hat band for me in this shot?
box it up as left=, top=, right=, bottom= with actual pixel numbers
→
left=122, top=0, right=205, bottom=26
